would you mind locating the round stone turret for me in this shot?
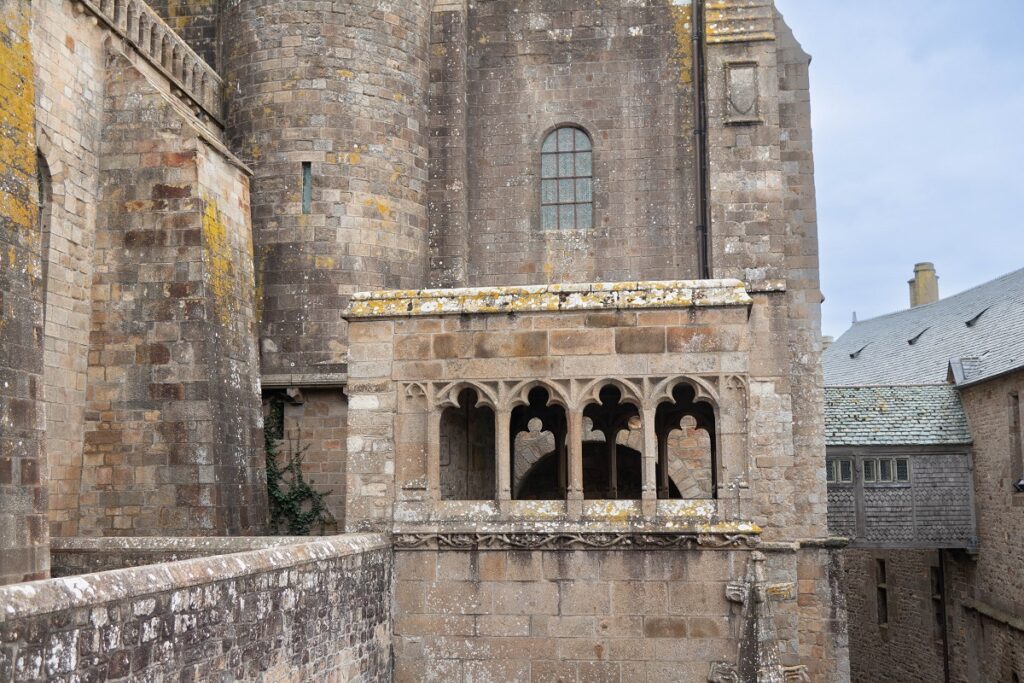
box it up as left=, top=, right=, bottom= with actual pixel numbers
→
left=222, top=0, right=431, bottom=377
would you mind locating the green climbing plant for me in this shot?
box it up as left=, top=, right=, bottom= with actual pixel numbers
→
left=264, top=398, right=334, bottom=535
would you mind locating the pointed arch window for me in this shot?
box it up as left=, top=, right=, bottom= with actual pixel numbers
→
left=541, top=126, right=593, bottom=230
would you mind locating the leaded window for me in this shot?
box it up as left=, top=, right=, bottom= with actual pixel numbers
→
left=541, top=127, right=593, bottom=230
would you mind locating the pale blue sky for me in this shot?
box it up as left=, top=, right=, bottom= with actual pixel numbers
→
left=776, top=1, right=1024, bottom=338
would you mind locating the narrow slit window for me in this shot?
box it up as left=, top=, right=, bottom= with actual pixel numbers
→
left=541, top=126, right=593, bottom=230
left=301, top=161, right=313, bottom=215
left=839, top=459, right=853, bottom=483
left=876, top=559, right=889, bottom=626
left=1011, top=392, right=1023, bottom=492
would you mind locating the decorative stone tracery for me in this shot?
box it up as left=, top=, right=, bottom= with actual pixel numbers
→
left=400, top=374, right=749, bottom=508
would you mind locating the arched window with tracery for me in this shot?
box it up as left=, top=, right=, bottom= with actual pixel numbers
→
left=541, top=126, right=593, bottom=230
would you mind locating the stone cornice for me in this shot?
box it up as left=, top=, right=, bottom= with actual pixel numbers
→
left=393, top=531, right=761, bottom=552
left=346, top=279, right=752, bottom=319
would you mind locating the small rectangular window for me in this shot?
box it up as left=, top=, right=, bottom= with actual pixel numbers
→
left=895, top=458, right=910, bottom=482
left=826, top=460, right=836, bottom=483
left=879, top=458, right=893, bottom=482
left=301, top=162, right=313, bottom=215
left=863, top=459, right=877, bottom=483
left=840, top=459, right=853, bottom=483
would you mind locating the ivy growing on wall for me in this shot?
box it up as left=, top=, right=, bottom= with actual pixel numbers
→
left=264, top=397, right=334, bottom=535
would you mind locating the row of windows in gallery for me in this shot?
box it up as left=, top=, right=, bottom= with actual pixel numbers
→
left=827, top=457, right=911, bottom=485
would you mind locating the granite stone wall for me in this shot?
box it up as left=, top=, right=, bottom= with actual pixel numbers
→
left=946, top=369, right=1024, bottom=682
left=427, top=0, right=700, bottom=288
left=80, top=46, right=265, bottom=536
left=841, top=549, right=946, bottom=683
left=0, top=534, right=393, bottom=682
left=145, top=0, right=219, bottom=68
left=0, top=0, right=48, bottom=586
left=222, top=0, right=433, bottom=378
left=394, top=546, right=844, bottom=683
left=278, top=388, right=349, bottom=530
left=30, top=0, right=106, bottom=540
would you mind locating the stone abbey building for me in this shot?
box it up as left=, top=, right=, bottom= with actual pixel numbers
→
left=0, top=0, right=850, bottom=680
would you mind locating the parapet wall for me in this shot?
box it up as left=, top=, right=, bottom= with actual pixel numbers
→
left=0, top=534, right=392, bottom=682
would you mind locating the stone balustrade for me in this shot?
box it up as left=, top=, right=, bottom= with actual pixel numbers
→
left=73, top=0, right=223, bottom=124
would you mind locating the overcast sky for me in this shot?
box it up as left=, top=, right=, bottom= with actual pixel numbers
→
left=775, top=1, right=1024, bottom=338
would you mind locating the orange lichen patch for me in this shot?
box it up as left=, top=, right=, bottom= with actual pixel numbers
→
left=337, top=69, right=355, bottom=80
left=344, top=151, right=361, bottom=166
left=201, top=197, right=235, bottom=326
left=0, top=1, right=38, bottom=234
left=363, top=197, right=391, bottom=219
left=669, top=3, right=694, bottom=86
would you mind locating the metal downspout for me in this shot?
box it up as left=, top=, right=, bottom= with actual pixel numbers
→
left=692, top=0, right=711, bottom=279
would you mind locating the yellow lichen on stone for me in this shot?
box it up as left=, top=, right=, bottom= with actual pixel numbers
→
left=201, top=197, right=234, bottom=327
left=347, top=280, right=752, bottom=318
left=669, top=3, right=694, bottom=86
left=0, top=1, right=38, bottom=235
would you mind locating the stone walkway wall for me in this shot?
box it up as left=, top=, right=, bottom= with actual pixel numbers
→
left=0, top=534, right=392, bottom=682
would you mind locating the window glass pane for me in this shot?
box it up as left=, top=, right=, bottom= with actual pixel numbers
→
left=575, top=129, right=592, bottom=151
left=559, top=153, right=574, bottom=177
left=576, top=151, right=592, bottom=176
left=576, top=178, right=592, bottom=202
left=542, top=133, right=558, bottom=154
left=826, top=461, right=836, bottom=483
left=558, top=179, right=575, bottom=203
left=576, top=203, right=592, bottom=230
left=558, top=127, right=574, bottom=152
left=541, top=180, right=558, bottom=204
left=541, top=205, right=558, bottom=230
left=559, top=204, right=575, bottom=229
left=896, top=458, right=910, bottom=482
left=879, top=459, right=893, bottom=482
left=840, top=459, right=853, bottom=483
left=542, top=154, right=557, bottom=178
left=864, top=459, right=876, bottom=483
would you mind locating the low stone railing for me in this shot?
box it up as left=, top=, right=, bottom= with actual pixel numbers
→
left=0, top=535, right=392, bottom=681
left=73, top=0, right=223, bottom=124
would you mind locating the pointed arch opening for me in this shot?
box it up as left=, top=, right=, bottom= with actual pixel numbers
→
left=440, top=388, right=496, bottom=500
left=581, top=385, right=649, bottom=500
left=656, top=382, right=717, bottom=500
left=511, top=387, right=567, bottom=500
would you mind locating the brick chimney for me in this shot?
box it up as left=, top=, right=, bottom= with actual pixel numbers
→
left=908, top=262, right=939, bottom=307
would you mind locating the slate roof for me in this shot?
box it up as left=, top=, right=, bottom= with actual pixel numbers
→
left=825, top=385, right=972, bottom=447
left=824, top=267, right=1024, bottom=387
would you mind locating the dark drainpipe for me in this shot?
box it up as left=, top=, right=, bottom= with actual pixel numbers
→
left=692, top=0, right=711, bottom=279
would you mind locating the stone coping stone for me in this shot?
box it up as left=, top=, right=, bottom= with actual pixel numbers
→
left=0, top=534, right=387, bottom=621
left=50, top=536, right=306, bottom=554
left=346, top=279, right=754, bottom=318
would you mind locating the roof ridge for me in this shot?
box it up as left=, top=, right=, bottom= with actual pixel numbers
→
left=826, top=383, right=953, bottom=389
left=847, top=265, right=1024, bottom=327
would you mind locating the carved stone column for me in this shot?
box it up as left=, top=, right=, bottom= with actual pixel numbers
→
left=496, top=408, right=512, bottom=503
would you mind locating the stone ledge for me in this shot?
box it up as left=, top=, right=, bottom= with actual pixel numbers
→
left=347, top=279, right=752, bottom=318
left=0, top=534, right=388, bottom=621
left=393, top=529, right=761, bottom=552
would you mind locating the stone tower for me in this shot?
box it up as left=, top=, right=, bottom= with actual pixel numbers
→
left=221, top=0, right=433, bottom=380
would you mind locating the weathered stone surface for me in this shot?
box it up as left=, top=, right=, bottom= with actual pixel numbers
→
left=0, top=0, right=47, bottom=586
left=0, top=534, right=392, bottom=682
